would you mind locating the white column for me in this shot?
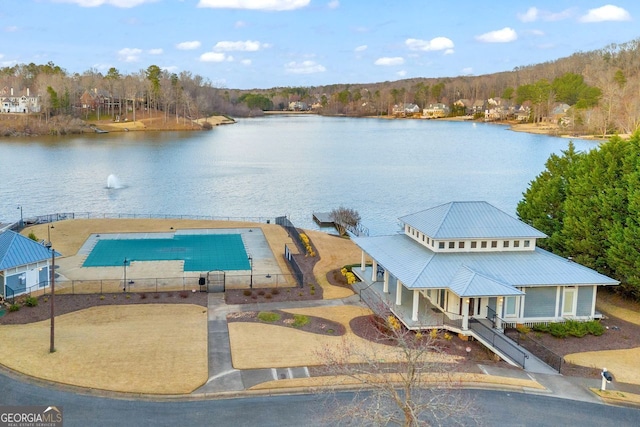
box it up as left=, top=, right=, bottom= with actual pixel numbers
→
left=462, top=298, right=469, bottom=330
left=360, top=251, right=366, bottom=272
left=383, top=270, right=389, bottom=293
left=555, top=286, right=561, bottom=318
left=591, top=285, right=597, bottom=317
left=496, top=297, right=504, bottom=329
left=395, top=279, right=403, bottom=305
left=412, top=290, right=420, bottom=321
left=371, top=259, right=378, bottom=282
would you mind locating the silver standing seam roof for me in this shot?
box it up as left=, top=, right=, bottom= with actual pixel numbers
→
left=352, top=202, right=618, bottom=298
left=399, top=201, right=547, bottom=239
left=0, top=230, right=60, bottom=270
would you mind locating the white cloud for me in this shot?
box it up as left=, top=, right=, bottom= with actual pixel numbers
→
left=240, top=59, right=252, bottom=65
left=518, top=7, right=539, bottom=22
left=117, top=47, right=142, bottom=62
left=475, top=27, right=518, bottom=43
left=375, top=57, right=404, bottom=66
left=284, top=60, right=326, bottom=74
left=162, top=65, right=178, bottom=72
left=518, top=6, right=574, bottom=22
left=354, top=45, right=367, bottom=52
left=52, top=0, right=157, bottom=7
left=444, top=48, right=454, bottom=55
left=148, top=48, right=163, bottom=55
left=462, top=67, right=473, bottom=75
left=528, top=29, right=545, bottom=36
left=327, top=0, right=339, bottom=9
left=213, top=40, right=267, bottom=52
left=405, top=37, right=454, bottom=52
left=197, top=0, right=310, bottom=11
left=176, top=41, right=201, bottom=50
left=4, top=26, right=18, bottom=32
left=396, top=70, right=406, bottom=77
left=579, top=5, right=631, bottom=22
left=199, top=52, right=227, bottom=62
left=235, top=21, right=247, bottom=28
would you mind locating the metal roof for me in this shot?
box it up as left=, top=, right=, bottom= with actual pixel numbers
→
left=0, top=231, right=60, bottom=270
left=399, top=201, right=547, bottom=239
left=352, top=233, right=618, bottom=298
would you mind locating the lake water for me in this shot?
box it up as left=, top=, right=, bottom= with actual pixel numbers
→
left=0, top=115, right=599, bottom=235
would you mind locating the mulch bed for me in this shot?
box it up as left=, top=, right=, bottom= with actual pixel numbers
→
left=226, top=309, right=346, bottom=336
left=0, top=291, right=208, bottom=325
left=504, top=313, right=640, bottom=378
left=225, top=285, right=322, bottom=304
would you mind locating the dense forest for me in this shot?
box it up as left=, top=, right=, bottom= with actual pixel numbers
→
left=1, top=38, right=640, bottom=136
left=517, top=131, right=640, bottom=299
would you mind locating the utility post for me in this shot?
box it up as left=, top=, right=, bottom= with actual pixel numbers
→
left=50, top=248, right=55, bottom=353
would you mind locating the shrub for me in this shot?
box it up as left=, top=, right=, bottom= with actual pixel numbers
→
left=258, top=290, right=265, bottom=296
left=139, top=293, right=147, bottom=300
left=179, top=291, right=189, bottom=299
left=28, top=232, right=38, bottom=241
left=587, top=321, right=605, bottom=336
left=292, top=314, right=309, bottom=328
left=243, top=289, right=252, bottom=296
left=516, top=324, right=530, bottom=334
left=272, top=288, right=280, bottom=295
left=265, top=293, right=272, bottom=299
left=99, top=295, right=105, bottom=300
left=9, top=304, right=20, bottom=312
left=24, top=296, right=38, bottom=307
left=258, top=311, right=281, bottom=322
left=125, top=294, right=131, bottom=299
left=430, top=329, right=438, bottom=340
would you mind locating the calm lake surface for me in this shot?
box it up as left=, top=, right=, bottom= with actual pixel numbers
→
left=0, top=115, right=600, bottom=235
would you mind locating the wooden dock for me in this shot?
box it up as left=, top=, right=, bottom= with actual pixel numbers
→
left=312, top=212, right=335, bottom=227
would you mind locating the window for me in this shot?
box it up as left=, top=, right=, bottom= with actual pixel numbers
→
left=491, top=241, right=498, bottom=248
left=505, top=297, right=517, bottom=317
left=481, top=241, right=487, bottom=248
left=562, top=287, right=577, bottom=316
left=427, top=237, right=430, bottom=244
left=503, top=241, right=509, bottom=248
left=459, top=242, right=465, bottom=249
left=448, top=241, right=455, bottom=249
left=416, top=231, right=420, bottom=239
left=514, top=240, right=520, bottom=248
left=438, top=242, right=445, bottom=249
left=524, top=240, right=530, bottom=247
left=421, top=234, right=425, bottom=242
left=470, top=241, right=477, bottom=248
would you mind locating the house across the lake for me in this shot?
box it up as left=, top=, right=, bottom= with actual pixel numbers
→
left=351, top=201, right=618, bottom=339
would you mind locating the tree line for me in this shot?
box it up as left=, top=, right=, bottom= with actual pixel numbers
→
left=517, top=131, right=640, bottom=299
left=1, top=38, right=639, bottom=135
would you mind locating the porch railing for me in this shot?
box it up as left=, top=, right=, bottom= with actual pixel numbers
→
left=469, top=318, right=528, bottom=368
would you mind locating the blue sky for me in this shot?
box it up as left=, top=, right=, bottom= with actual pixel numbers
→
left=1, top=1, right=639, bottom=89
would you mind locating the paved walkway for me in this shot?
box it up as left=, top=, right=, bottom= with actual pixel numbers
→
left=192, top=291, right=640, bottom=405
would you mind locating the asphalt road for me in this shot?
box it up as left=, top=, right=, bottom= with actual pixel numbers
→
left=1, top=370, right=639, bottom=426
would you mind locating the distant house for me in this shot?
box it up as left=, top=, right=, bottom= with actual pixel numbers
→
left=515, top=104, right=531, bottom=122
left=0, top=87, right=40, bottom=113
left=79, top=90, right=98, bottom=110
left=423, top=103, right=449, bottom=118
left=0, top=231, right=60, bottom=300
left=471, top=100, right=485, bottom=115
left=288, top=101, right=308, bottom=111
left=351, top=202, right=618, bottom=336
left=392, top=103, right=421, bottom=117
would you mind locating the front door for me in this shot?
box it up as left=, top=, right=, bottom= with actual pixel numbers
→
left=562, top=287, right=577, bottom=316
left=468, top=298, right=475, bottom=317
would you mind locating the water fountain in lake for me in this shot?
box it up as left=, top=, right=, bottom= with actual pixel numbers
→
left=106, top=174, right=123, bottom=189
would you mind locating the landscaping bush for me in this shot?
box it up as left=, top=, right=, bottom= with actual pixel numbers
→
left=24, top=296, right=38, bottom=307
left=9, top=304, right=20, bottom=312
left=292, top=314, right=309, bottom=328
left=257, top=311, right=281, bottom=322
left=271, top=288, right=280, bottom=295
left=243, top=289, right=252, bottom=296
left=533, top=320, right=604, bottom=338
left=179, top=291, right=189, bottom=299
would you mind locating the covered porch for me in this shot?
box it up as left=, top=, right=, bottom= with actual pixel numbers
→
left=352, top=265, right=464, bottom=332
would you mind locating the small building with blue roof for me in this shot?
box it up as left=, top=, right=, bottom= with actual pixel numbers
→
left=0, top=230, right=60, bottom=300
left=351, top=201, right=619, bottom=335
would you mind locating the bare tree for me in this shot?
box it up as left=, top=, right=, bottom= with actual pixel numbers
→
left=315, top=313, right=480, bottom=427
left=330, top=206, right=361, bottom=236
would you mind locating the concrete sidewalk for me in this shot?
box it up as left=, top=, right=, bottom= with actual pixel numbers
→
left=193, top=292, right=640, bottom=406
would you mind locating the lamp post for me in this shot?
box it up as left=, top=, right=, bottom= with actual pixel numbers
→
left=46, top=224, right=54, bottom=248
left=248, top=255, right=253, bottom=289
left=123, top=258, right=128, bottom=292
left=17, top=206, right=23, bottom=228
left=50, top=247, right=56, bottom=353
